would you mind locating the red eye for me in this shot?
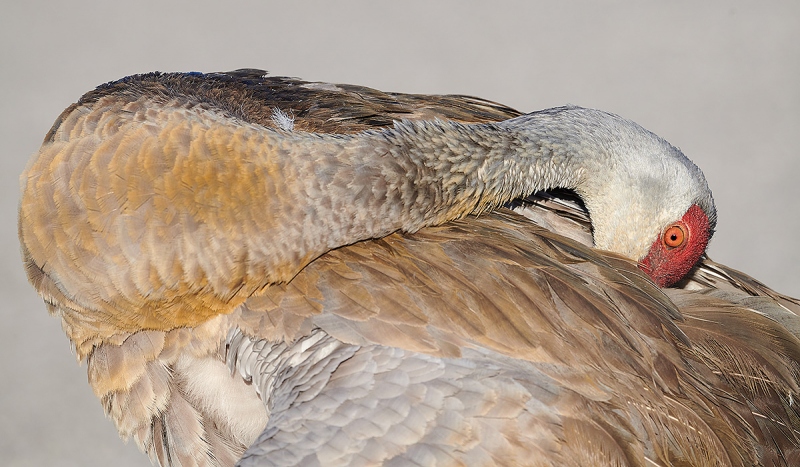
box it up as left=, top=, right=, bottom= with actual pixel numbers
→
left=663, top=225, right=686, bottom=249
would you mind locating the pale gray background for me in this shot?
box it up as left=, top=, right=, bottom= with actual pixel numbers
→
left=1, top=1, right=798, bottom=465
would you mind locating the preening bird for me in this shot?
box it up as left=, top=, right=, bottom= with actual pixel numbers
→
left=18, top=69, right=800, bottom=466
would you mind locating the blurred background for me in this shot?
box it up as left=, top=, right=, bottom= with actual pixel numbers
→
left=2, top=1, right=798, bottom=465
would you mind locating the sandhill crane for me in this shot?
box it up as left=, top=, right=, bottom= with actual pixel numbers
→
left=19, top=70, right=800, bottom=466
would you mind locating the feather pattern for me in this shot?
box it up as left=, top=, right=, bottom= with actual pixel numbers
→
left=18, top=69, right=800, bottom=466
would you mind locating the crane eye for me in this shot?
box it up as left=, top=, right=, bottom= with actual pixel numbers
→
left=663, top=225, right=686, bottom=249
